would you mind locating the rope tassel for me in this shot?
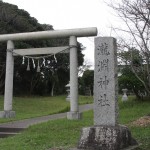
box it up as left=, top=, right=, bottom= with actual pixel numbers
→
left=54, top=54, right=57, bottom=63
left=37, top=59, right=40, bottom=72
left=22, top=56, right=25, bottom=64
left=26, top=58, right=30, bottom=71
left=32, top=58, right=35, bottom=68
left=43, top=58, right=45, bottom=66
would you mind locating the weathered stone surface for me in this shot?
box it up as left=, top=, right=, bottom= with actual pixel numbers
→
left=77, top=125, right=138, bottom=150
left=94, top=37, right=118, bottom=126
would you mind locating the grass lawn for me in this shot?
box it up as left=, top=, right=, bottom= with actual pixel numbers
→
left=118, top=96, right=150, bottom=150
left=0, top=95, right=93, bottom=123
left=0, top=96, right=149, bottom=150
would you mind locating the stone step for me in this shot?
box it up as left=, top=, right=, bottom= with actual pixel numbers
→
left=0, top=127, right=25, bottom=138
left=0, top=132, right=20, bottom=138
left=0, top=127, right=25, bottom=133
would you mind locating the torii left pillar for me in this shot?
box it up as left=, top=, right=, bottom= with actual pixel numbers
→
left=0, top=40, right=15, bottom=118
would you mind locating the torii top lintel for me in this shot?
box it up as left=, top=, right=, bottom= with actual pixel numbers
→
left=0, top=27, right=97, bottom=42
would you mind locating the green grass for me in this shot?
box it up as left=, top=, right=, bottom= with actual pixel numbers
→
left=0, top=95, right=93, bottom=123
left=118, top=97, right=150, bottom=150
left=78, top=95, right=93, bottom=105
left=119, top=96, right=150, bottom=124
left=130, top=126, right=150, bottom=150
left=0, top=96, right=149, bottom=150
left=0, top=111, right=94, bottom=150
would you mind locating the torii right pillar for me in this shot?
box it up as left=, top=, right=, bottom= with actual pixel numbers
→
left=67, top=36, right=81, bottom=120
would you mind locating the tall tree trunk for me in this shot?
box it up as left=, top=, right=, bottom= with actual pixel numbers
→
left=51, top=82, right=55, bottom=96
left=29, top=75, right=39, bottom=95
left=0, top=64, right=5, bottom=94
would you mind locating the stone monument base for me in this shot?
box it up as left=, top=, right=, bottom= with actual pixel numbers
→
left=67, top=111, right=82, bottom=120
left=77, top=125, right=138, bottom=150
left=0, top=111, right=16, bottom=118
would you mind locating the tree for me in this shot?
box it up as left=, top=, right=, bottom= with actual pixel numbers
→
left=118, top=49, right=147, bottom=99
left=108, top=0, right=150, bottom=98
left=79, top=69, right=94, bottom=95
left=118, top=66, right=145, bottom=99
left=0, top=1, right=84, bottom=96
left=78, top=58, right=92, bottom=76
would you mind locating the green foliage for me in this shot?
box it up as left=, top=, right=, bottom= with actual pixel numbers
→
left=118, top=49, right=143, bottom=66
left=118, top=66, right=144, bottom=98
left=0, top=1, right=84, bottom=96
left=79, top=69, right=94, bottom=95
left=118, top=49, right=148, bottom=99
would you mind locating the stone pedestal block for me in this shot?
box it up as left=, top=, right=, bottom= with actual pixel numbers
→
left=0, top=111, right=15, bottom=118
left=77, top=125, right=138, bottom=150
left=67, top=111, right=82, bottom=120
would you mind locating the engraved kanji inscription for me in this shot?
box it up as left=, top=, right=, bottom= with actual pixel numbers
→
left=98, top=59, right=109, bottom=72
left=97, top=43, right=110, bottom=56
left=97, top=76, right=109, bottom=89
left=96, top=128, right=117, bottom=144
left=98, top=94, right=110, bottom=107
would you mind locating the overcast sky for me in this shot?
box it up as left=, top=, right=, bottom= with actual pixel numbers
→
left=3, top=0, right=119, bottom=67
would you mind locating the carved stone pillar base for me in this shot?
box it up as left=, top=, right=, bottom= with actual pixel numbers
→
left=77, top=125, right=138, bottom=150
left=0, top=111, right=15, bottom=118
left=67, top=111, right=82, bottom=120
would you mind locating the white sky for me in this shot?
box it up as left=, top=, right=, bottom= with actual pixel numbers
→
left=3, top=0, right=120, bottom=67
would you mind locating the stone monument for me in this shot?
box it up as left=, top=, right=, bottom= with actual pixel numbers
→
left=77, top=37, right=138, bottom=150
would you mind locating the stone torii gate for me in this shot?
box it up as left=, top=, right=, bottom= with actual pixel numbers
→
left=0, top=27, right=97, bottom=119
